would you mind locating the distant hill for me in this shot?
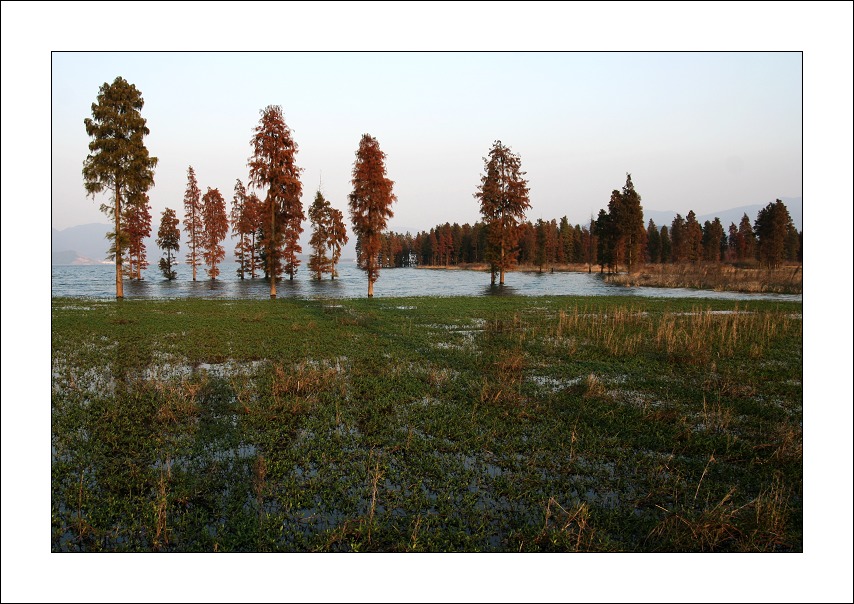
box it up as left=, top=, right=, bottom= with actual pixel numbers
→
left=51, top=224, right=113, bottom=265
left=644, top=197, right=802, bottom=232
left=51, top=223, right=355, bottom=266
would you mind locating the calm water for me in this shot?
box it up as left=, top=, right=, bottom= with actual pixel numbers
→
left=51, top=262, right=803, bottom=302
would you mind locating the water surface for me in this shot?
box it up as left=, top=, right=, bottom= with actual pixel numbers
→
left=51, top=263, right=803, bottom=302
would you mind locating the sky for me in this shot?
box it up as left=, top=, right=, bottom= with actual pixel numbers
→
left=51, top=50, right=803, bottom=234
left=3, top=2, right=853, bottom=603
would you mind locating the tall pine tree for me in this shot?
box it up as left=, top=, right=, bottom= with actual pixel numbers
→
left=83, top=76, right=157, bottom=298
left=182, top=166, right=203, bottom=281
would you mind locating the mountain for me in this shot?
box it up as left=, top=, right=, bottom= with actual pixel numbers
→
left=51, top=224, right=113, bottom=264
left=51, top=223, right=356, bottom=266
left=643, top=197, right=802, bottom=232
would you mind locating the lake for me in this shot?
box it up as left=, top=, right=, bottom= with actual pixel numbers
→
left=51, top=262, right=803, bottom=302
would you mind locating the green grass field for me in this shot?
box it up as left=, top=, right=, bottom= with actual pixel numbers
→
left=51, top=295, right=802, bottom=551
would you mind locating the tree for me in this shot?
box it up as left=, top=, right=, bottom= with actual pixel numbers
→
left=182, top=166, right=203, bottom=281
left=348, top=134, right=396, bottom=297
left=123, top=189, right=152, bottom=280
left=474, top=140, right=531, bottom=285
left=670, top=214, right=687, bottom=262
left=659, top=225, right=672, bottom=263
left=754, top=199, right=794, bottom=269
left=83, top=76, right=158, bottom=298
left=248, top=105, right=304, bottom=297
left=646, top=219, right=660, bottom=263
left=157, top=207, right=180, bottom=280
left=594, top=208, right=614, bottom=272
left=558, top=216, right=573, bottom=264
left=231, top=179, right=253, bottom=279
left=685, top=211, right=703, bottom=264
left=308, top=190, right=333, bottom=280
left=328, top=206, right=349, bottom=279
left=702, top=218, right=725, bottom=262
left=736, top=213, right=756, bottom=262
left=246, top=191, right=263, bottom=278
left=615, top=174, right=646, bottom=272
left=200, top=187, right=228, bottom=279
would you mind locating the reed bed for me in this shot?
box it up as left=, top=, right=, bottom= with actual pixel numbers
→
left=604, top=263, right=802, bottom=294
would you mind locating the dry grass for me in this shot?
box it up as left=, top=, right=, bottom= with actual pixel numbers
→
left=539, top=498, right=597, bottom=552
left=605, top=263, right=802, bottom=294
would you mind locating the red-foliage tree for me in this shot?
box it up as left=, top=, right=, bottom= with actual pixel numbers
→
left=348, top=134, right=396, bottom=297
left=328, top=206, right=349, bottom=279
left=231, top=179, right=258, bottom=279
left=200, top=187, right=228, bottom=279
left=123, top=189, right=152, bottom=279
left=474, top=140, right=530, bottom=285
left=248, top=105, right=304, bottom=296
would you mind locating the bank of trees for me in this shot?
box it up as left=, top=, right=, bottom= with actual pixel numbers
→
left=375, top=197, right=799, bottom=275
left=643, top=199, right=800, bottom=270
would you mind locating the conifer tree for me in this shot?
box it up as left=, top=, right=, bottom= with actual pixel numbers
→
left=659, top=225, right=672, bottom=263
left=308, top=190, right=333, bottom=280
left=231, top=179, right=257, bottom=279
left=157, top=207, right=180, bottom=280
left=328, top=207, right=349, bottom=279
left=123, top=189, right=152, bottom=279
left=248, top=105, right=304, bottom=297
left=646, top=219, right=660, bottom=263
left=182, top=166, right=203, bottom=281
left=685, top=211, right=703, bottom=264
left=474, top=140, right=530, bottom=285
left=200, top=187, right=228, bottom=279
left=349, top=134, right=396, bottom=297
left=83, top=76, right=157, bottom=298
left=737, top=213, right=756, bottom=263
left=754, top=199, right=794, bottom=269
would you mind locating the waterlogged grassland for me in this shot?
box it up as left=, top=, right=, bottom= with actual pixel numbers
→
left=51, top=295, right=802, bottom=552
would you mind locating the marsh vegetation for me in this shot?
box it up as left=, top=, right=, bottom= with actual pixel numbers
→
left=52, top=295, right=802, bottom=552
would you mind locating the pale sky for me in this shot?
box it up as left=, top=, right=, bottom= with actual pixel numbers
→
left=3, top=2, right=853, bottom=603
left=51, top=50, right=802, bottom=233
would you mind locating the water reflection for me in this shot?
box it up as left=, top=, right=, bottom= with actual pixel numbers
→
left=52, top=263, right=803, bottom=303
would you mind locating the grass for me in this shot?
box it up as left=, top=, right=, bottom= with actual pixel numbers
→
left=51, top=294, right=802, bottom=551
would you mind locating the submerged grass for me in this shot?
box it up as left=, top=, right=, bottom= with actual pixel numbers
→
left=51, top=295, right=802, bottom=552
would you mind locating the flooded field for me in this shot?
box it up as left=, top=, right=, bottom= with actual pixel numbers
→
left=51, top=295, right=803, bottom=552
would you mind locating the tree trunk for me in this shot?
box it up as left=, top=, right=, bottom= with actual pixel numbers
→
left=115, top=188, right=123, bottom=299
left=499, top=242, right=506, bottom=285
left=270, top=201, right=276, bottom=299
